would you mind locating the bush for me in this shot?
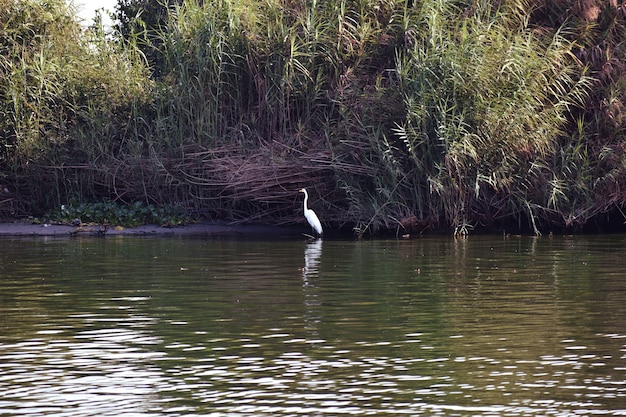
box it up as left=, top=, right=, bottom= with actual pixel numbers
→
left=0, top=0, right=152, bottom=214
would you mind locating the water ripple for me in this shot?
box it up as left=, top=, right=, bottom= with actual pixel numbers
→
left=1, top=236, right=626, bottom=415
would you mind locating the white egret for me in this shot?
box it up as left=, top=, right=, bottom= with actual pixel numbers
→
left=299, top=188, right=323, bottom=236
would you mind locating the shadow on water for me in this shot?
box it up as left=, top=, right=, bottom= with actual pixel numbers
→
left=0, top=235, right=625, bottom=415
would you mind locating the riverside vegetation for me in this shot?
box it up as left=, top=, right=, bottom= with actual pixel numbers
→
left=1, top=0, right=625, bottom=235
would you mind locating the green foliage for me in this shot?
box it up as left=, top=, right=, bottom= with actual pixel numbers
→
left=114, top=0, right=176, bottom=77
left=0, top=0, right=150, bottom=162
left=331, top=0, right=593, bottom=233
left=2, top=0, right=625, bottom=234
left=46, top=200, right=188, bottom=227
left=0, top=0, right=153, bottom=212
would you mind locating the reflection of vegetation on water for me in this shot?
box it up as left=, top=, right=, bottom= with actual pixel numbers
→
left=2, top=0, right=626, bottom=235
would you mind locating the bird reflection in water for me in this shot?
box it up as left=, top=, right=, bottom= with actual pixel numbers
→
left=303, top=238, right=322, bottom=284
left=302, top=238, right=323, bottom=339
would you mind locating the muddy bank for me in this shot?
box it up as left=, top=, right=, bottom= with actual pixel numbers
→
left=0, top=221, right=305, bottom=238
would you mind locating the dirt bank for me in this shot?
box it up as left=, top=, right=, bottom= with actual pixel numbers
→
left=0, top=220, right=303, bottom=238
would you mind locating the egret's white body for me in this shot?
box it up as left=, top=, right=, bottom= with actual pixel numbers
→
left=299, top=188, right=323, bottom=236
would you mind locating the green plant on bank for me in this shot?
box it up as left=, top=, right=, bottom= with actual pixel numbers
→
left=44, top=201, right=189, bottom=227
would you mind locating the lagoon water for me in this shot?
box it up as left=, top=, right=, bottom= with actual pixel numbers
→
left=0, top=234, right=625, bottom=416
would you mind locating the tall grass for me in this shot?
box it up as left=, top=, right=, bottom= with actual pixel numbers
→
left=0, top=0, right=151, bottom=213
left=122, top=0, right=398, bottom=220
left=333, top=0, right=592, bottom=234
left=4, top=0, right=623, bottom=234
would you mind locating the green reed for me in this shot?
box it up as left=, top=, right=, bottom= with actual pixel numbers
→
left=3, top=0, right=624, bottom=234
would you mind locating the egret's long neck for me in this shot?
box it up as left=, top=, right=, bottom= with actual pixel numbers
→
left=302, top=190, right=309, bottom=211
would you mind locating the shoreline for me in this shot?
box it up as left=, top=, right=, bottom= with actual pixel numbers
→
left=0, top=220, right=304, bottom=237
